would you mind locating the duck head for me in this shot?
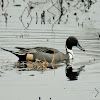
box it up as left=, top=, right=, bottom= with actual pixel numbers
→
left=66, top=36, right=85, bottom=51
left=66, top=36, right=85, bottom=59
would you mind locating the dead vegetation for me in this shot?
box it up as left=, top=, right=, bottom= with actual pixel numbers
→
left=15, top=55, right=56, bottom=71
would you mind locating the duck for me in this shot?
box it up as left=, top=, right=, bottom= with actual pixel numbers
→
left=0, top=36, right=85, bottom=63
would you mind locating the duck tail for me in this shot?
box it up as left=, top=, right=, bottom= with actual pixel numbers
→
left=0, top=48, right=13, bottom=54
left=0, top=48, right=26, bottom=61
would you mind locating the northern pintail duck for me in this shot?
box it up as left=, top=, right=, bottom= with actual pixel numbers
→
left=1, top=36, right=85, bottom=63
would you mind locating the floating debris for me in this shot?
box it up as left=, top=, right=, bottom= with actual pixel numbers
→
left=13, top=4, right=21, bottom=7
left=15, top=57, right=55, bottom=72
left=29, top=74, right=35, bottom=76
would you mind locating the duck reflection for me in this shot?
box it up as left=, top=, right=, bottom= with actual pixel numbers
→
left=66, top=60, right=85, bottom=80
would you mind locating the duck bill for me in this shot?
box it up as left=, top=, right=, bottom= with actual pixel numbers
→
left=77, top=44, right=85, bottom=51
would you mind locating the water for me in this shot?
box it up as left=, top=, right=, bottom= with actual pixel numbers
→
left=0, top=27, right=100, bottom=100
left=0, top=28, right=100, bottom=67
left=0, top=0, right=100, bottom=100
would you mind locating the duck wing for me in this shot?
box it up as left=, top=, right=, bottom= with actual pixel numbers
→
left=34, top=47, right=59, bottom=54
left=15, top=47, right=36, bottom=53
left=16, top=47, right=59, bottom=54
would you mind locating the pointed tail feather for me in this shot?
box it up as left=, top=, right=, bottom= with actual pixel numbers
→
left=0, top=48, right=27, bottom=61
left=0, top=48, right=13, bottom=53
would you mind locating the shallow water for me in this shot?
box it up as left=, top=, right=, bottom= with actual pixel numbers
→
left=0, top=27, right=100, bottom=67
left=0, top=27, right=100, bottom=100
left=0, top=0, right=100, bottom=100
